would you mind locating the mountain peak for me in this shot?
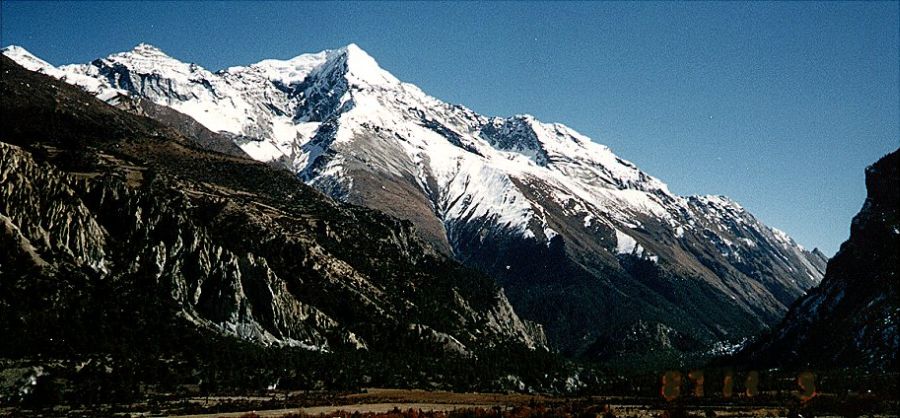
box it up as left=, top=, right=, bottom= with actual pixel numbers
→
left=327, top=43, right=398, bottom=87
left=259, top=43, right=399, bottom=90
left=341, top=42, right=365, bottom=56
left=1, top=44, right=29, bottom=55
left=1, top=45, right=55, bottom=73
left=131, top=43, right=167, bottom=56
left=102, top=43, right=208, bottom=77
left=107, top=43, right=183, bottom=65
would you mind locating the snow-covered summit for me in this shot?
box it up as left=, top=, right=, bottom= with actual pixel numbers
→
left=2, top=45, right=114, bottom=98
left=224, top=43, right=398, bottom=88
left=85, top=43, right=208, bottom=76
left=129, top=42, right=168, bottom=57
left=334, top=43, right=400, bottom=87
left=1, top=45, right=55, bottom=73
left=229, top=50, right=329, bottom=85
left=0, top=44, right=792, bottom=242
left=0, top=43, right=796, bottom=250
left=2, top=43, right=829, bottom=355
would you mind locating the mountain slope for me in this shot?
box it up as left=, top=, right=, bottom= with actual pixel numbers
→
left=2, top=43, right=827, bottom=358
left=0, top=54, right=552, bottom=395
left=736, top=149, right=899, bottom=372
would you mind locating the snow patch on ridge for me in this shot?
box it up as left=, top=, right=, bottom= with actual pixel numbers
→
left=615, top=229, right=638, bottom=255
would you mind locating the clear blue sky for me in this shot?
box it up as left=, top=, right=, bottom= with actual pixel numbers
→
left=2, top=1, right=898, bottom=256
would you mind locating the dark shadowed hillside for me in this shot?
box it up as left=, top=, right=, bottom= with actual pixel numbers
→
left=735, top=149, right=899, bottom=372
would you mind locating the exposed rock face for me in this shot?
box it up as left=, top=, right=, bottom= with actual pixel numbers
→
left=0, top=55, right=546, bottom=363
left=2, top=44, right=826, bottom=359
left=737, top=149, right=899, bottom=372
left=109, top=93, right=251, bottom=158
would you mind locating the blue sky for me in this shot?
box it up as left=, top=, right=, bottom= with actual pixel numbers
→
left=2, top=1, right=898, bottom=255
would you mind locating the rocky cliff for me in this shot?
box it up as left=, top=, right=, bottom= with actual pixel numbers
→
left=736, top=149, right=899, bottom=372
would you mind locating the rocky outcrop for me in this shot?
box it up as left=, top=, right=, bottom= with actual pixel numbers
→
left=736, top=149, right=899, bottom=372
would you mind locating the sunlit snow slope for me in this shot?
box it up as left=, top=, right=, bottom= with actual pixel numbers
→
left=3, top=43, right=828, bottom=357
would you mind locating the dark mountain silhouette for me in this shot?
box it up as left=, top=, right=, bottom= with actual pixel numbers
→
left=735, top=148, right=899, bottom=373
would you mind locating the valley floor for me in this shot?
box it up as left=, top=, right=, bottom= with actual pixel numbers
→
left=4, top=388, right=897, bottom=418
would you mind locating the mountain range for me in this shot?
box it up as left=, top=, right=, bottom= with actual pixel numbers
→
left=2, top=43, right=828, bottom=361
left=1, top=53, right=562, bottom=398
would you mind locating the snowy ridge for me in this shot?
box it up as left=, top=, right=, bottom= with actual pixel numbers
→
left=3, top=44, right=829, bottom=353
left=1, top=41, right=821, bottom=264
left=2, top=45, right=56, bottom=73
left=2, top=44, right=682, bottom=245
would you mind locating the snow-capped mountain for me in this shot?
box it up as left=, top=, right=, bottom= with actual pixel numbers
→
left=1, top=54, right=553, bottom=392
left=2, top=43, right=827, bottom=356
